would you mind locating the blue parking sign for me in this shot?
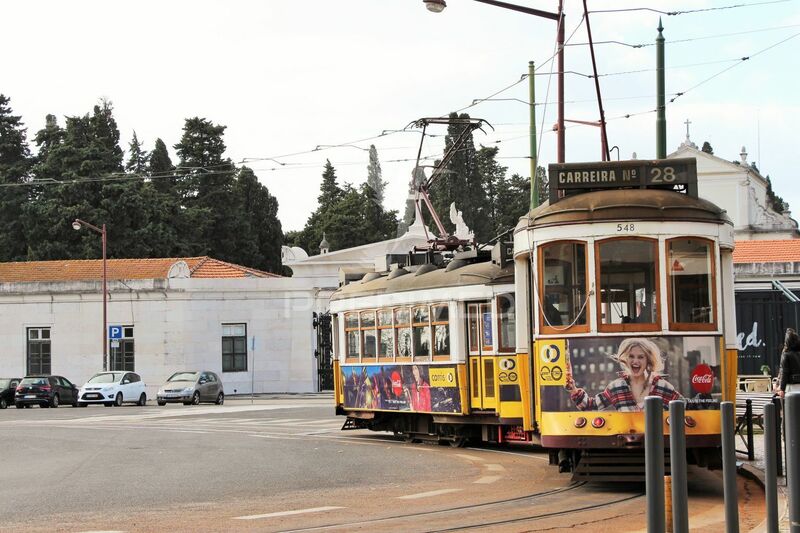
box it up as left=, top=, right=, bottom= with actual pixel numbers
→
left=109, top=325, right=123, bottom=339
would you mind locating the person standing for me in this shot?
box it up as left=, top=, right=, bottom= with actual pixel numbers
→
left=778, top=328, right=800, bottom=398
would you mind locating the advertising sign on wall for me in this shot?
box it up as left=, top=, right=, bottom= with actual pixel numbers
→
left=539, top=335, right=721, bottom=412
left=341, top=364, right=462, bottom=414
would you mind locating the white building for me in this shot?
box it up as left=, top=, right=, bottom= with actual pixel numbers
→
left=0, top=257, right=325, bottom=395
left=669, top=138, right=798, bottom=240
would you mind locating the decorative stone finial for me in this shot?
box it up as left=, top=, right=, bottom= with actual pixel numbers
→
left=740, top=146, right=748, bottom=166
left=319, top=232, right=330, bottom=254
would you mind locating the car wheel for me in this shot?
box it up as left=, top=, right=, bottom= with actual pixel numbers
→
left=0, top=397, right=7, bottom=409
left=16, top=403, right=24, bottom=409
left=137, top=393, right=147, bottom=407
left=157, top=400, right=166, bottom=406
left=114, top=392, right=123, bottom=407
left=24, top=404, right=31, bottom=408
left=191, top=391, right=200, bottom=405
left=50, top=395, right=59, bottom=408
left=104, top=402, right=113, bottom=407
left=215, top=392, right=224, bottom=405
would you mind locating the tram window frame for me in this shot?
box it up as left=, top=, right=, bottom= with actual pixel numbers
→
left=344, top=312, right=360, bottom=362
left=666, top=237, right=717, bottom=331
left=595, top=236, right=661, bottom=333
left=480, top=303, right=493, bottom=352
left=360, top=310, right=377, bottom=360
left=467, top=303, right=480, bottom=354
left=496, top=293, right=516, bottom=353
left=377, top=309, right=395, bottom=360
left=431, top=304, right=450, bottom=360
left=537, top=241, right=590, bottom=335
left=394, top=307, right=412, bottom=361
left=412, top=305, right=431, bottom=361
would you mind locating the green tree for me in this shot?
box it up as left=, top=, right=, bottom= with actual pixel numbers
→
left=477, top=145, right=507, bottom=238
left=366, top=144, right=385, bottom=207
left=234, top=166, right=283, bottom=273
left=0, top=95, right=32, bottom=261
left=494, top=172, right=532, bottom=233
left=766, top=175, right=789, bottom=213
left=125, top=131, right=149, bottom=174
left=701, top=141, right=714, bottom=155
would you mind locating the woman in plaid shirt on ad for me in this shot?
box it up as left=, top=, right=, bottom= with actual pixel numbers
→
left=565, top=337, right=682, bottom=411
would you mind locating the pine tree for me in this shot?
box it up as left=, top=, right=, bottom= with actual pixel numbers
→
left=0, top=95, right=32, bottom=261
left=366, top=145, right=385, bottom=207
left=701, top=141, right=714, bottom=155
left=318, top=159, right=343, bottom=211
left=495, top=173, right=532, bottom=233
left=297, top=161, right=343, bottom=254
left=477, top=145, right=507, bottom=238
left=125, top=131, right=149, bottom=174
left=234, top=167, right=283, bottom=272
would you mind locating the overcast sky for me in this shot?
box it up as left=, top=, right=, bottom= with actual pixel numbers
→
left=4, top=0, right=799, bottom=233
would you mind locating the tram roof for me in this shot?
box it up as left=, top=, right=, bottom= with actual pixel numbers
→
left=330, top=260, right=514, bottom=301
left=521, top=188, right=732, bottom=229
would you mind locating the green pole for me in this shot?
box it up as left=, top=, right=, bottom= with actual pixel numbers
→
left=529, top=60, right=539, bottom=210
left=656, top=18, right=666, bottom=159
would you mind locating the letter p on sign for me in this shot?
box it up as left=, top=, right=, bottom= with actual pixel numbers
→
left=109, top=326, right=123, bottom=340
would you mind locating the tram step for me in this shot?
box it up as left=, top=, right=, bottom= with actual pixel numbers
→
left=572, top=451, right=670, bottom=482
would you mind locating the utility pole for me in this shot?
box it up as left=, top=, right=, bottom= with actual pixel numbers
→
left=529, top=61, right=538, bottom=210
left=656, top=18, right=666, bottom=159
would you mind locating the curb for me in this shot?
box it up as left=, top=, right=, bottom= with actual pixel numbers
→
left=737, top=462, right=789, bottom=532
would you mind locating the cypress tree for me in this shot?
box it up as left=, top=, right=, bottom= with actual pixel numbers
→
left=0, top=95, right=32, bottom=261
left=366, top=145, right=385, bottom=207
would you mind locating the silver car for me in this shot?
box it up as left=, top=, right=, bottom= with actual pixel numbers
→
left=156, top=371, right=224, bottom=406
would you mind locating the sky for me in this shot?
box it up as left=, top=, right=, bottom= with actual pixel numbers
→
left=3, top=0, right=799, bottom=234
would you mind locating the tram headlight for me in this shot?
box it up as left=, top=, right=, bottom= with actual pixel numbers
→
left=591, top=417, right=605, bottom=429
left=574, top=417, right=587, bottom=429
left=684, top=416, right=697, bottom=428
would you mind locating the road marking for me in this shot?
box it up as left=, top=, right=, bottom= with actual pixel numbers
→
left=473, top=475, right=502, bottom=484
left=233, top=506, right=343, bottom=520
left=397, top=488, right=462, bottom=500
left=455, top=453, right=484, bottom=462
left=486, top=463, right=505, bottom=472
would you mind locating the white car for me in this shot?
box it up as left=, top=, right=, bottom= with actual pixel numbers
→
left=78, top=371, right=147, bottom=407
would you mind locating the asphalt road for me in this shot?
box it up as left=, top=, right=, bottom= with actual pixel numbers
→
left=0, top=396, right=765, bottom=532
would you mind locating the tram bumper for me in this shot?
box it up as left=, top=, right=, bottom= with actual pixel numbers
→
left=542, top=433, right=720, bottom=449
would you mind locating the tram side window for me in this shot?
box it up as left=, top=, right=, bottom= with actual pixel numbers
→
left=668, top=238, right=715, bottom=328
left=540, top=241, right=588, bottom=332
left=497, top=293, right=516, bottom=352
left=394, top=307, right=412, bottom=360
left=413, top=305, right=431, bottom=360
left=360, top=311, right=377, bottom=359
left=377, top=309, right=394, bottom=358
left=431, top=304, right=450, bottom=358
left=345, top=313, right=360, bottom=359
left=597, top=238, right=659, bottom=330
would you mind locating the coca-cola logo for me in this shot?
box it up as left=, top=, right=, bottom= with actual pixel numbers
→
left=691, top=364, right=714, bottom=394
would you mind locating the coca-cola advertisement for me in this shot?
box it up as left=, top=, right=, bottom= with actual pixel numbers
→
left=542, top=335, right=721, bottom=412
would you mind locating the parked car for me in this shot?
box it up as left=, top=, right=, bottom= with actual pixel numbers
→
left=156, top=371, right=224, bottom=406
left=78, top=371, right=147, bottom=407
left=15, top=375, right=79, bottom=408
left=0, top=378, right=21, bottom=409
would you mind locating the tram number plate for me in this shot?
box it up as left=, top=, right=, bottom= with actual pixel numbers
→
left=616, top=223, right=635, bottom=232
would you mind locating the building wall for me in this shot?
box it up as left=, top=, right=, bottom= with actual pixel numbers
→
left=0, top=277, right=328, bottom=396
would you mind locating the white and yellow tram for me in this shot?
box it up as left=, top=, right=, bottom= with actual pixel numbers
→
left=332, top=158, right=737, bottom=474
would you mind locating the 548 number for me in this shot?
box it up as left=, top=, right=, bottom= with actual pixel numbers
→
left=616, top=223, right=635, bottom=232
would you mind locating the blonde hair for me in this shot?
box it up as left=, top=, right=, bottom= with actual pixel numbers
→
left=614, top=337, right=663, bottom=373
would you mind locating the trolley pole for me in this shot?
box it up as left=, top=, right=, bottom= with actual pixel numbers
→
left=645, top=396, right=665, bottom=533
left=669, top=400, right=689, bottom=533
left=721, top=401, right=740, bottom=533
left=656, top=18, right=666, bottom=159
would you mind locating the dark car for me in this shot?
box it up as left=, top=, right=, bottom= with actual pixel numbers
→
left=0, top=378, right=21, bottom=409
left=15, top=375, right=79, bottom=408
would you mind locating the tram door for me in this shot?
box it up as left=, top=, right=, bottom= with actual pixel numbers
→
left=468, top=302, right=496, bottom=411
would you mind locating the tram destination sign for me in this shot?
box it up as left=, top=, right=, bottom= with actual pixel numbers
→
left=548, top=157, right=697, bottom=203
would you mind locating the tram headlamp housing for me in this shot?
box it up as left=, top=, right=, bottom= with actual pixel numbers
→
left=574, top=417, right=587, bottom=429
left=684, top=416, right=697, bottom=428
left=591, top=417, right=605, bottom=429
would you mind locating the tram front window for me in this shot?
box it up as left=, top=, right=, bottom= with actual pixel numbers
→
left=540, top=241, right=588, bottom=332
left=597, top=238, right=658, bottom=330
left=668, top=238, right=715, bottom=327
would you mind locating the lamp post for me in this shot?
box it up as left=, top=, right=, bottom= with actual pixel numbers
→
left=423, top=0, right=564, bottom=210
left=72, top=219, right=108, bottom=371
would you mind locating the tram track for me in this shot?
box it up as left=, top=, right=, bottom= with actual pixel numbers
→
left=278, top=481, right=608, bottom=532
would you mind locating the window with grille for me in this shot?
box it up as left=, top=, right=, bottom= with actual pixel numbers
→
left=222, top=323, right=247, bottom=372
left=27, top=327, right=51, bottom=375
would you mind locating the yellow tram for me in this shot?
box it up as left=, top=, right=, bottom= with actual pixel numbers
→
left=332, top=157, right=737, bottom=476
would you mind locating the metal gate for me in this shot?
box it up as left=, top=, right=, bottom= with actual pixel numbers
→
left=314, top=312, right=334, bottom=391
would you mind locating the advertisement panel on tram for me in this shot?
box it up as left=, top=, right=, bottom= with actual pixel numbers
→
left=537, top=335, right=722, bottom=412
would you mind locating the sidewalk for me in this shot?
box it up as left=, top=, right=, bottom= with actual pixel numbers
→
left=737, top=430, right=792, bottom=532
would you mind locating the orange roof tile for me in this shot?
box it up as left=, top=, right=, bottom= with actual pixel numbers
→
left=733, top=240, right=800, bottom=264
left=0, top=257, right=280, bottom=283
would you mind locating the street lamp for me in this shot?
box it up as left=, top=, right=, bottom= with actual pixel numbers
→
left=72, top=218, right=108, bottom=371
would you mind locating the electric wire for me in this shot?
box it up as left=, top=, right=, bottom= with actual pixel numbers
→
left=589, top=0, right=792, bottom=16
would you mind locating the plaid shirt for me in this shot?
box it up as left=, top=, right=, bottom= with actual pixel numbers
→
left=570, top=373, right=681, bottom=412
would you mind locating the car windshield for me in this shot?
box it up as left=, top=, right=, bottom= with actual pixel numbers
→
left=0, top=379, right=11, bottom=388
left=168, top=372, right=198, bottom=382
left=21, top=377, right=49, bottom=386
left=87, top=373, right=125, bottom=384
